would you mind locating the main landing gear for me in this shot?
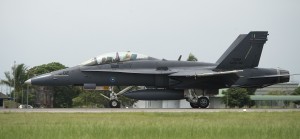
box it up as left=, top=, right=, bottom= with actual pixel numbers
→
left=185, top=89, right=210, bottom=108
left=189, top=97, right=209, bottom=108
left=100, top=86, right=133, bottom=108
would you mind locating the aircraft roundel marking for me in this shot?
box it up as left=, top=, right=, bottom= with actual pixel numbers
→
left=110, top=77, right=116, bottom=83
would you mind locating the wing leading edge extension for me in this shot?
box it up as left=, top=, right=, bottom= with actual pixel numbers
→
left=81, top=69, right=175, bottom=74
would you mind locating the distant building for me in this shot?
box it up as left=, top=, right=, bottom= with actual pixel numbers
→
left=255, top=83, right=298, bottom=95
left=0, top=92, right=9, bottom=108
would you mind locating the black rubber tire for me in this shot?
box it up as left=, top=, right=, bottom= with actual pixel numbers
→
left=109, top=99, right=121, bottom=108
left=190, top=102, right=199, bottom=108
left=198, top=97, right=209, bottom=108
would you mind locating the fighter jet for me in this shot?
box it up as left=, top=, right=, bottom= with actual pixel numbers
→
left=25, top=31, right=290, bottom=108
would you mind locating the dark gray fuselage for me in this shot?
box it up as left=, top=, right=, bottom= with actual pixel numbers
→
left=31, top=60, right=289, bottom=89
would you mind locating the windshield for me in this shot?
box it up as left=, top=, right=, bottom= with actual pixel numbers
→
left=81, top=51, right=157, bottom=66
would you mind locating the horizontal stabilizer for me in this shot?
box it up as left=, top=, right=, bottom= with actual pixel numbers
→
left=249, top=71, right=292, bottom=84
left=249, top=74, right=291, bottom=79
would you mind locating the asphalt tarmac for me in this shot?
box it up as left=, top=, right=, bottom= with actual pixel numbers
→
left=1, top=108, right=300, bottom=113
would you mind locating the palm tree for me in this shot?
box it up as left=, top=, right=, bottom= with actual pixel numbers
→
left=1, top=71, right=14, bottom=87
left=1, top=63, right=28, bottom=103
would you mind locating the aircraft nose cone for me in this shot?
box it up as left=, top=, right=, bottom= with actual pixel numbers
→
left=25, top=79, right=31, bottom=85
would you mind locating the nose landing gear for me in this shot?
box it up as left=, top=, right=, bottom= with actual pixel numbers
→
left=100, top=86, right=133, bottom=108
left=109, top=99, right=121, bottom=108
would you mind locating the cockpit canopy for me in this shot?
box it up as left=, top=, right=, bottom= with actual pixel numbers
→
left=81, top=51, right=158, bottom=66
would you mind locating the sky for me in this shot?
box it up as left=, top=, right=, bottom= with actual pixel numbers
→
left=0, top=0, right=300, bottom=93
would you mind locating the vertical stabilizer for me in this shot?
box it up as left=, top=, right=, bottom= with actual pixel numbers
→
left=216, top=31, right=268, bottom=70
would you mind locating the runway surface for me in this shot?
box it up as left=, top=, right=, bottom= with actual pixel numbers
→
left=1, top=108, right=300, bottom=113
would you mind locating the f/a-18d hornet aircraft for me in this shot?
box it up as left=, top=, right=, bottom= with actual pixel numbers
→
left=25, top=31, right=290, bottom=108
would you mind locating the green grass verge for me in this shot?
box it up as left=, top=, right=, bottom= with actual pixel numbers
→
left=0, top=112, right=300, bottom=139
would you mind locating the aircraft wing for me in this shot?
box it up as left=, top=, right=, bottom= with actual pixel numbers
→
left=168, top=69, right=242, bottom=88
left=82, top=68, right=242, bottom=77
left=169, top=70, right=242, bottom=77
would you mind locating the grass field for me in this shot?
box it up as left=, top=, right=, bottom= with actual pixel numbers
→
left=0, top=112, right=300, bottom=139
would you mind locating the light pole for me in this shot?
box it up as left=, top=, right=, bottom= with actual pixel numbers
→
left=26, top=85, right=29, bottom=108
left=226, top=92, right=229, bottom=108
left=22, top=89, right=24, bottom=105
left=0, top=78, right=2, bottom=93
left=8, top=85, right=12, bottom=108
left=13, top=61, right=16, bottom=102
left=26, top=74, right=29, bottom=108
